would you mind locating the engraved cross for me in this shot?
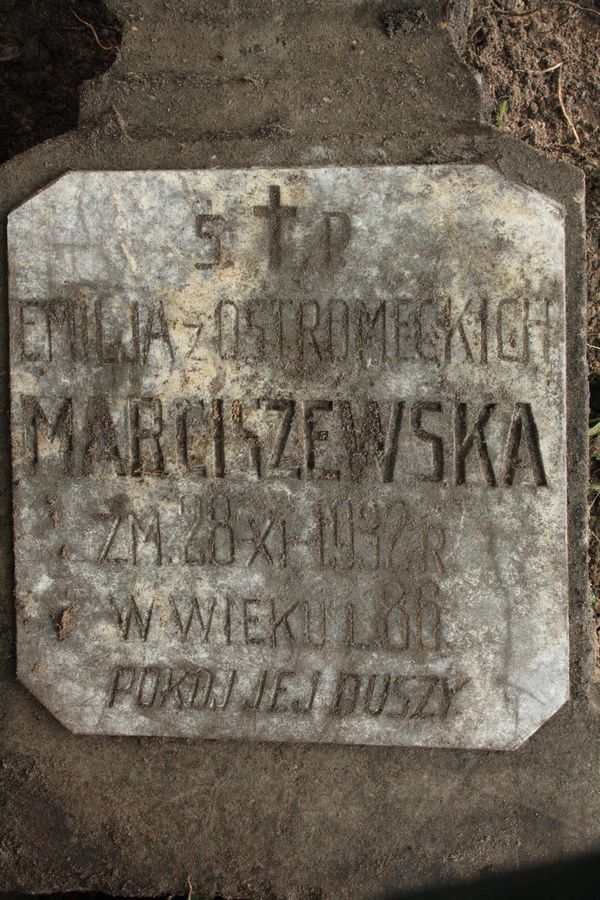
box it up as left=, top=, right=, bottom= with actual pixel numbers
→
left=253, top=184, right=297, bottom=269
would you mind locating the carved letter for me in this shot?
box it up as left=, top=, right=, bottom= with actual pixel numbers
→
left=453, top=402, right=496, bottom=486
left=110, top=595, right=154, bottom=640
left=411, top=401, right=444, bottom=482
left=21, top=395, right=74, bottom=474
left=82, top=395, right=126, bottom=475
left=129, top=397, right=165, bottom=476
left=501, top=402, right=548, bottom=487
left=338, top=400, right=404, bottom=482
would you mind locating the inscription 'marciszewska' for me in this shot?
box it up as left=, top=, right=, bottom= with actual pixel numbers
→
left=19, top=395, right=547, bottom=486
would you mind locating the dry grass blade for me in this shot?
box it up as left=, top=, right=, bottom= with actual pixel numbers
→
left=560, top=0, right=600, bottom=14
left=71, top=9, right=116, bottom=52
left=539, top=61, right=582, bottom=144
left=186, top=875, right=194, bottom=900
left=556, top=64, right=581, bottom=144
left=492, top=0, right=600, bottom=15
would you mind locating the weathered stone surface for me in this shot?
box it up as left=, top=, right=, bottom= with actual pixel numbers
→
left=8, top=165, right=567, bottom=749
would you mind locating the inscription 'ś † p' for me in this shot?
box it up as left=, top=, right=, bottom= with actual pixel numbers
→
left=8, top=166, right=569, bottom=749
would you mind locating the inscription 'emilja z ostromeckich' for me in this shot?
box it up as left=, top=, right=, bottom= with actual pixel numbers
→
left=7, top=166, right=568, bottom=749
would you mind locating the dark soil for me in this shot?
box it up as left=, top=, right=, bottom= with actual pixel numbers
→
left=0, top=0, right=121, bottom=164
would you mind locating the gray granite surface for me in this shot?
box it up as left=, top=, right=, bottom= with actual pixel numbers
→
left=8, top=166, right=568, bottom=749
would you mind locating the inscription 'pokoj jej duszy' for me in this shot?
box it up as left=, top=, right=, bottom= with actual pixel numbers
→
left=8, top=166, right=569, bottom=749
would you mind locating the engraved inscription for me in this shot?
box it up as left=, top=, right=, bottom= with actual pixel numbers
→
left=16, top=293, right=554, bottom=370
left=18, top=394, right=548, bottom=487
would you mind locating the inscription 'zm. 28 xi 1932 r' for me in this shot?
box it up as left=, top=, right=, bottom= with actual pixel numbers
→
left=8, top=166, right=569, bottom=749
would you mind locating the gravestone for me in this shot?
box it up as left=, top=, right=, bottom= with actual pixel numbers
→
left=9, top=165, right=567, bottom=749
left=0, top=1, right=591, bottom=897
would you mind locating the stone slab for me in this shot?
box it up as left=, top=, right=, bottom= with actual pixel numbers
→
left=8, top=165, right=568, bottom=749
